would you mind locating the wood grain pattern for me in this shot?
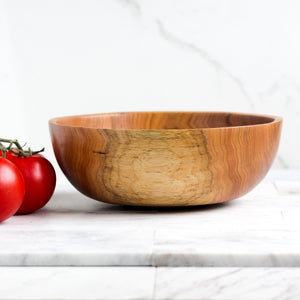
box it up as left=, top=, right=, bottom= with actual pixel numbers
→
left=49, top=112, right=282, bottom=206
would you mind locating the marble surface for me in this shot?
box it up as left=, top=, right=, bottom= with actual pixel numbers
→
left=154, top=267, right=300, bottom=300
left=0, top=267, right=155, bottom=300
left=1, top=0, right=300, bottom=168
left=1, top=267, right=300, bottom=300
left=1, top=169, right=300, bottom=267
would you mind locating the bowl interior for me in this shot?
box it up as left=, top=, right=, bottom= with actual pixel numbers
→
left=52, top=112, right=276, bottom=130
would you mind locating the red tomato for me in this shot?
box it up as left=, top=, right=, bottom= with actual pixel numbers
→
left=0, top=157, right=25, bottom=222
left=6, top=151, right=56, bottom=215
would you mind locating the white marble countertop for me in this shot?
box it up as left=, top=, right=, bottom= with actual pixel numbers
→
left=1, top=169, right=300, bottom=299
left=1, top=169, right=300, bottom=268
left=1, top=266, right=300, bottom=300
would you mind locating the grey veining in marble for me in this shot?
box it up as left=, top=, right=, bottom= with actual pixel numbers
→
left=154, top=267, right=300, bottom=300
left=1, top=170, right=300, bottom=267
left=0, top=229, right=153, bottom=266
left=1, top=267, right=300, bottom=300
left=153, top=230, right=300, bottom=267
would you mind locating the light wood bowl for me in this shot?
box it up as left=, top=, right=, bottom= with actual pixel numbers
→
left=49, top=112, right=282, bottom=206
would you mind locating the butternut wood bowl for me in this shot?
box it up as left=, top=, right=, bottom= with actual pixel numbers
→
left=49, top=112, right=282, bottom=206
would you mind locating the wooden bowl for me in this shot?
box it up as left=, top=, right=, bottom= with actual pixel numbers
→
left=49, top=112, right=282, bottom=206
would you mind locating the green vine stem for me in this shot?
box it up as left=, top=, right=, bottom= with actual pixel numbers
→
left=0, top=138, right=44, bottom=158
left=0, top=143, right=7, bottom=158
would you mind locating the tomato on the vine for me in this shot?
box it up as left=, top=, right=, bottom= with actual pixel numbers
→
left=0, top=157, right=25, bottom=222
left=6, top=151, right=56, bottom=215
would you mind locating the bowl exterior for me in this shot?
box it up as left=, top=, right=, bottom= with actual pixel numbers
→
left=49, top=119, right=282, bottom=206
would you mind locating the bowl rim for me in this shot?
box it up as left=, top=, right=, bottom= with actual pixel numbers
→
left=49, top=111, right=282, bottom=131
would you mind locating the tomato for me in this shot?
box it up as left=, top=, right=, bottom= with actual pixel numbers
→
left=5, top=151, right=56, bottom=215
left=0, top=157, right=25, bottom=222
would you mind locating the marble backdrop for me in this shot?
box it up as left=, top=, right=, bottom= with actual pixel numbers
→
left=0, top=0, right=299, bottom=170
